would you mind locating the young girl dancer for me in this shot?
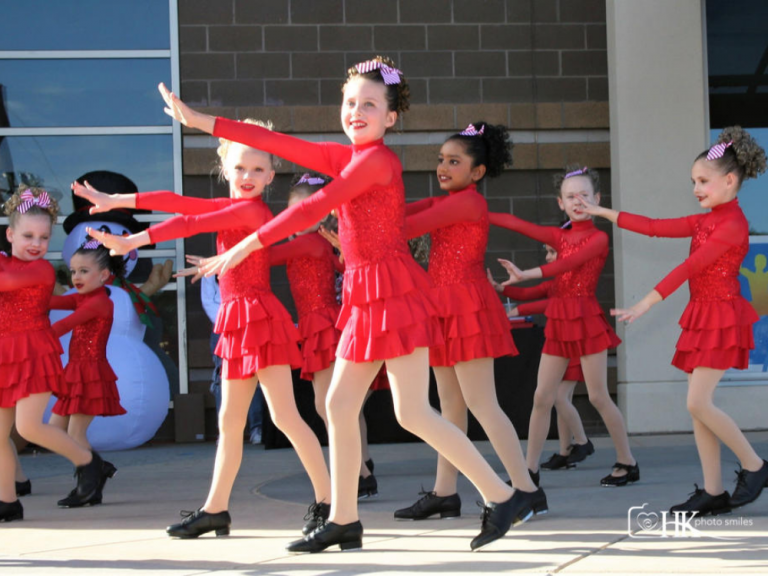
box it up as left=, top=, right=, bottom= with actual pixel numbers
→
left=394, top=123, right=545, bottom=521
left=48, top=239, right=125, bottom=506
left=266, top=172, right=341, bottom=532
left=487, top=239, right=594, bottom=471
left=492, top=166, right=637, bottom=487
left=577, top=127, right=767, bottom=514
left=75, top=121, right=331, bottom=537
left=173, top=57, right=524, bottom=552
left=1, top=187, right=107, bottom=521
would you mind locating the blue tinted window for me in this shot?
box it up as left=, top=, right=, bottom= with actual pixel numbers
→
left=0, top=1, right=170, bottom=50
left=0, top=59, right=171, bottom=127
left=0, top=135, right=174, bottom=214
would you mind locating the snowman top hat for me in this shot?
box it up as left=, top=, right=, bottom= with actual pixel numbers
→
left=63, top=170, right=151, bottom=235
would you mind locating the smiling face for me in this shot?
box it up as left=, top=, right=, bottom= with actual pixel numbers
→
left=436, top=140, right=486, bottom=192
left=69, top=252, right=110, bottom=294
left=340, top=77, right=397, bottom=146
left=691, top=158, right=738, bottom=210
left=221, top=143, right=275, bottom=199
left=6, top=213, right=52, bottom=261
left=558, top=175, right=600, bottom=222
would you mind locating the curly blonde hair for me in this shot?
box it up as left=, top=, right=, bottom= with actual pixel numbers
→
left=216, top=118, right=281, bottom=181
left=697, top=126, right=767, bottom=188
left=4, top=185, right=59, bottom=227
left=344, top=55, right=410, bottom=116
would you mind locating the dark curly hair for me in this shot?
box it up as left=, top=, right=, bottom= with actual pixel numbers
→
left=72, top=237, right=126, bottom=280
left=344, top=55, right=410, bottom=116
left=446, top=122, right=512, bottom=180
left=696, top=126, right=767, bottom=188
left=552, top=164, right=601, bottom=196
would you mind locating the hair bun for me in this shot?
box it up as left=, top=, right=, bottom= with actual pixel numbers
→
left=717, top=126, right=767, bottom=181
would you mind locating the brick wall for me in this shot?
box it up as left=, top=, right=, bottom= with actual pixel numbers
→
left=177, top=0, right=613, bottom=370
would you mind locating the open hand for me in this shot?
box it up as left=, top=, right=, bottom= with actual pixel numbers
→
left=486, top=268, right=503, bottom=293
left=72, top=181, right=120, bottom=215
left=85, top=227, right=136, bottom=257
left=173, top=264, right=204, bottom=284
left=611, top=301, right=650, bottom=324
left=498, top=259, right=525, bottom=286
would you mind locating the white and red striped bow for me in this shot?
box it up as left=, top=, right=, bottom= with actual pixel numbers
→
left=297, top=173, right=326, bottom=186
left=706, top=140, right=733, bottom=160
left=459, top=123, right=485, bottom=137
left=355, top=60, right=402, bottom=85
left=17, top=189, right=51, bottom=214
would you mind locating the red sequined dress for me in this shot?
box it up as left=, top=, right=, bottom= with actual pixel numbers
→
left=213, top=118, right=442, bottom=361
left=405, top=184, right=517, bottom=366
left=503, top=281, right=583, bottom=381
left=618, top=198, right=758, bottom=373
left=0, top=255, right=64, bottom=407
left=490, top=214, right=620, bottom=357
left=135, top=192, right=301, bottom=379
left=270, top=232, right=342, bottom=380
left=49, top=287, right=125, bottom=416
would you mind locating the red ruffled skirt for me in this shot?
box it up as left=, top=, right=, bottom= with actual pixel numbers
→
left=543, top=296, right=621, bottom=358
left=0, top=329, right=64, bottom=408
left=215, top=290, right=302, bottom=380
left=430, top=280, right=518, bottom=366
left=52, top=358, right=126, bottom=416
left=336, top=254, right=443, bottom=361
left=672, top=297, right=758, bottom=373
left=564, top=358, right=584, bottom=382
left=298, top=306, right=341, bottom=381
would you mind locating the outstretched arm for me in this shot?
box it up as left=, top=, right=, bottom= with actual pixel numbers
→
left=489, top=212, right=559, bottom=245
left=50, top=297, right=109, bottom=338
left=617, top=212, right=699, bottom=239
left=405, top=193, right=484, bottom=239
left=199, top=146, right=393, bottom=277
left=538, top=232, right=608, bottom=278
left=0, top=260, right=54, bottom=292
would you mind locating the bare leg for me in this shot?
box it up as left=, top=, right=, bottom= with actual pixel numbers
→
left=687, top=367, right=763, bottom=478
left=431, top=366, right=467, bottom=496
left=15, top=394, right=91, bottom=466
left=67, top=414, right=95, bottom=451
left=312, top=363, right=334, bottom=427
left=581, top=350, right=634, bottom=474
left=48, top=413, right=69, bottom=433
left=456, top=358, right=537, bottom=492
left=202, top=376, right=256, bottom=513
left=326, top=358, right=383, bottom=525
left=554, top=381, right=587, bottom=451
left=0, top=409, right=16, bottom=502
left=359, top=390, right=373, bottom=478
left=387, top=349, right=512, bottom=503
left=259, top=365, right=331, bottom=504
left=9, top=437, right=28, bottom=483
left=526, top=354, right=570, bottom=472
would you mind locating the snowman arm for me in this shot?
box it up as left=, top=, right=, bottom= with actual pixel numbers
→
left=146, top=201, right=267, bottom=244
left=50, top=293, right=79, bottom=311
left=135, top=191, right=236, bottom=216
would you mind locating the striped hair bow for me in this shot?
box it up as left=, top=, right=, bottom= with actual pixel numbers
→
left=297, top=173, right=326, bottom=186
left=355, top=60, right=402, bottom=85
left=565, top=167, right=589, bottom=179
left=82, top=238, right=103, bottom=250
left=459, top=123, right=485, bottom=137
left=17, top=189, right=51, bottom=213
left=706, top=140, right=733, bottom=161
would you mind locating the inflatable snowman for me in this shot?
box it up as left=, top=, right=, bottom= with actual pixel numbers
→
left=48, top=286, right=170, bottom=451
left=46, top=170, right=173, bottom=450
